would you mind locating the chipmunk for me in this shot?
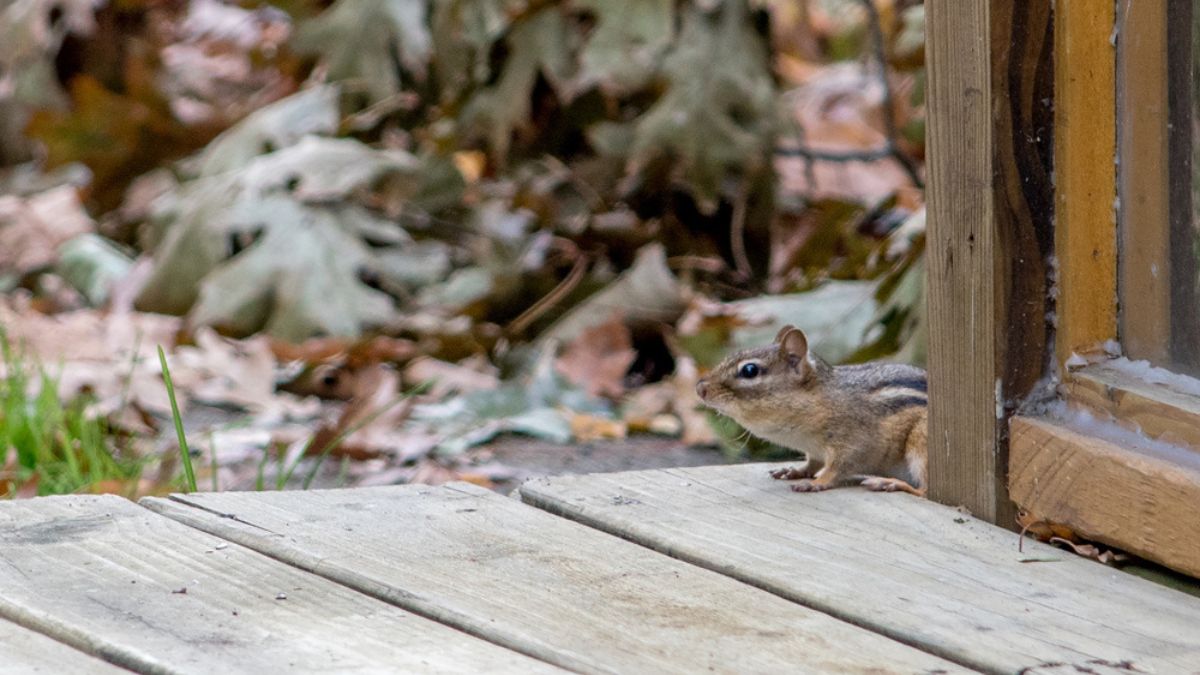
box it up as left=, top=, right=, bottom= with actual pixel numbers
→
left=695, top=325, right=928, bottom=496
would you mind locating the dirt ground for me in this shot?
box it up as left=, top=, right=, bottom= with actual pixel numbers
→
left=469, top=436, right=739, bottom=495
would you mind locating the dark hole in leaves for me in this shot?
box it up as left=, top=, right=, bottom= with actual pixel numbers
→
left=228, top=225, right=265, bottom=257
left=358, top=266, right=383, bottom=291
left=574, top=10, right=597, bottom=36
left=751, top=7, right=771, bottom=39
left=47, top=4, right=64, bottom=29
left=485, top=40, right=509, bottom=87
left=727, top=102, right=755, bottom=129
left=625, top=328, right=675, bottom=389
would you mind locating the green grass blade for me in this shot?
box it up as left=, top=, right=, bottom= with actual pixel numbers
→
left=158, top=346, right=195, bottom=493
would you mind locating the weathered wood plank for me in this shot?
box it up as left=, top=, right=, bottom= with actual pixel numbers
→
left=1010, top=415, right=1200, bottom=578
left=0, top=494, right=559, bottom=674
left=0, top=617, right=126, bottom=674
left=519, top=463, right=1200, bottom=674
left=926, top=0, right=1052, bottom=524
left=143, top=485, right=966, bottom=674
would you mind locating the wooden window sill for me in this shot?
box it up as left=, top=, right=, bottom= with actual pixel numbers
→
left=1009, top=414, right=1200, bottom=578
left=1063, top=360, right=1200, bottom=453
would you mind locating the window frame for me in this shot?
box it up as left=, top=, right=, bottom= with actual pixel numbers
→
left=928, top=0, right=1200, bottom=578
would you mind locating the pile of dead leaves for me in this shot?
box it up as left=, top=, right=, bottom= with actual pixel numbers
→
left=0, top=0, right=928, bottom=496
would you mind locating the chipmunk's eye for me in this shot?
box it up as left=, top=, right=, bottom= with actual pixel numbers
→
left=737, top=363, right=761, bottom=379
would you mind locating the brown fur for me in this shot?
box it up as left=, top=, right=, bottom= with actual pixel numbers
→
left=695, top=325, right=928, bottom=496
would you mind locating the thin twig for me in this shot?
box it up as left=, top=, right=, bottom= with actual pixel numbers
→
left=855, top=0, right=923, bottom=188
left=666, top=255, right=728, bottom=274
left=774, top=145, right=897, bottom=163
left=506, top=248, right=590, bottom=336
left=729, top=184, right=752, bottom=280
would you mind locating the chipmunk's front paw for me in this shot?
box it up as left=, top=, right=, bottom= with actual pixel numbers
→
left=770, top=465, right=815, bottom=480
left=789, top=479, right=831, bottom=492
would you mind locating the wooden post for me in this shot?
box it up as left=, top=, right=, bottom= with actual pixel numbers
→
left=925, top=1, right=1053, bottom=524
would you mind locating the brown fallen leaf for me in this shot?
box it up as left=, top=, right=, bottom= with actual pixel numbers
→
left=622, top=381, right=674, bottom=431
left=270, top=335, right=420, bottom=369
left=671, top=355, right=717, bottom=445
left=180, top=328, right=276, bottom=412
left=555, top=314, right=636, bottom=398
left=404, top=458, right=475, bottom=487
left=404, top=355, right=500, bottom=398
left=0, top=448, right=39, bottom=499
left=568, top=412, right=627, bottom=443
left=305, top=365, right=414, bottom=461
left=274, top=335, right=421, bottom=400
left=1016, top=509, right=1079, bottom=553
left=776, top=62, right=919, bottom=203
left=0, top=186, right=94, bottom=276
left=1049, top=537, right=1131, bottom=567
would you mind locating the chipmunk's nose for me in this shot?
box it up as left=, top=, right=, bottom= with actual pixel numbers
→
left=695, top=379, right=708, bottom=400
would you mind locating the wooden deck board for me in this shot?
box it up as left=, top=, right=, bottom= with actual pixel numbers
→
left=0, top=617, right=126, bottom=674
left=143, top=484, right=966, bottom=674
left=517, top=463, right=1200, bottom=674
left=0, top=494, right=560, bottom=674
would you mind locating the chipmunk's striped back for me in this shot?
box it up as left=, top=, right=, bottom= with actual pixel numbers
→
left=837, top=364, right=927, bottom=414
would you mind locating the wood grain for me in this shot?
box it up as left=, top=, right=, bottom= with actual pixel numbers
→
left=1116, top=0, right=1171, bottom=363
left=1053, top=0, right=1118, bottom=364
left=0, top=617, right=125, bottom=674
left=519, top=463, right=1200, bottom=674
left=1010, top=415, right=1200, bottom=578
left=926, top=0, right=1052, bottom=523
left=1065, top=362, right=1200, bottom=452
left=143, top=484, right=964, bottom=675
left=0, top=494, right=559, bottom=674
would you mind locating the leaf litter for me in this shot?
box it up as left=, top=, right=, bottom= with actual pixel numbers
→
left=1, top=0, right=927, bottom=496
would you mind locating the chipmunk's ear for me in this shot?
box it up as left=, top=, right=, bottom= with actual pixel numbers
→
left=777, top=326, right=810, bottom=370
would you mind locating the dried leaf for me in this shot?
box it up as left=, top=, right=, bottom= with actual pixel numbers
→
left=136, top=137, right=423, bottom=339
left=1016, top=510, right=1079, bottom=543
left=624, top=2, right=776, bottom=213
left=459, top=6, right=574, bottom=163
left=293, top=0, right=432, bottom=104
left=1048, top=537, right=1130, bottom=567
left=568, top=412, right=627, bottom=443
left=177, top=328, right=279, bottom=413
left=541, top=243, right=687, bottom=345
left=678, top=281, right=880, bottom=368
left=306, top=365, right=413, bottom=460
left=0, top=186, right=93, bottom=275
left=55, top=234, right=133, bottom=306
left=573, top=0, right=673, bottom=95
left=672, top=355, right=716, bottom=445
left=555, top=315, right=636, bottom=398
left=197, top=85, right=340, bottom=176
left=404, top=356, right=500, bottom=398
left=776, top=63, right=915, bottom=202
